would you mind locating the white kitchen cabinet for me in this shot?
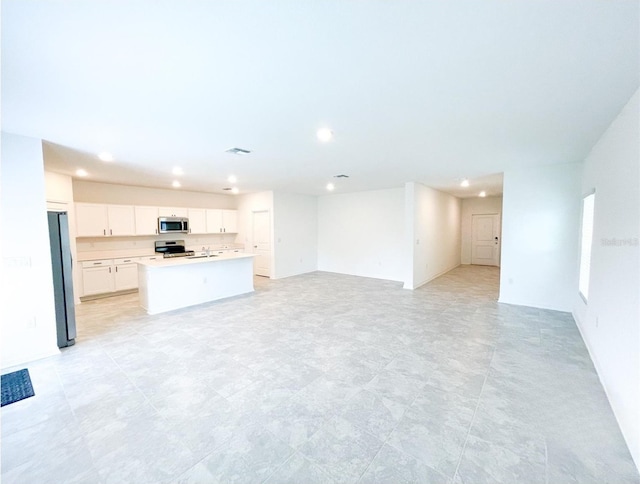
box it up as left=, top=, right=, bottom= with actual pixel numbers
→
left=113, top=257, right=139, bottom=291
left=158, top=207, right=188, bottom=217
left=205, top=209, right=222, bottom=233
left=81, top=260, right=115, bottom=296
left=107, top=205, right=136, bottom=236
left=222, top=209, right=238, bottom=233
left=187, top=208, right=207, bottom=234
left=81, top=257, right=141, bottom=296
left=206, top=209, right=238, bottom=233
left=76, top=203, right=135, bottom=237
left=135, top=206, right=159, bottom=235
left=76, top=203, right=108, bottom=237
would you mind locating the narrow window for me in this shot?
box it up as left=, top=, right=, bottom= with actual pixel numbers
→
left=579, top=192, right=595, bottom=301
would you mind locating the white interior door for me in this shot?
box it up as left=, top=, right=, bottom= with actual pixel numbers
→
left=471, top=213, right=501, bottom=266
left=252, top=210, right=271, bottom=277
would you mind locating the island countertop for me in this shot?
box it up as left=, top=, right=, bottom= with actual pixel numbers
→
left=136, top=252, right=255, bottom=268
left=137, top=252, right=256, bottom=314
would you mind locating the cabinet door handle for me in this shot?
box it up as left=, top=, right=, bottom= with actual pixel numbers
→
left=93, top=262, right=102, bottom=265
left=115, top=267, right=118, bottom=272
left=123, top=259, right=131, bottom=263
left=109, top=267, right=112, bottom=273
left=103, top=229, right=106, bottom=235
left=110, top=229, right=113, bottom=235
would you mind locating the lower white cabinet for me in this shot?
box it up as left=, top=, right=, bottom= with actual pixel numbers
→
left=81, top=258, right=141, bottom=296
left=113, top=258, right=139, bottom=291
left=81, top=260, right=116, bottom=296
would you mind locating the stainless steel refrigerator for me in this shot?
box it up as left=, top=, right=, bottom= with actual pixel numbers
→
left=47, top=211, right=77, bottom=347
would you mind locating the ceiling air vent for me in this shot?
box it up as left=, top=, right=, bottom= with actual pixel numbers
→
left=225, top=147, right=251, bottom=155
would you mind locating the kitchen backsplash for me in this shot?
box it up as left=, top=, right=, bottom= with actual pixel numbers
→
left=76, top=233, right=241, bottom=260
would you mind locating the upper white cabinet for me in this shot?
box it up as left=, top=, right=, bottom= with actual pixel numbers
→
left=76, top=203, right=108, bottom=237
left=222, top=209, right=238, bottom=233
left=158, top=207, right=188, bottom=217
left=206, top=209, right=238, bottom=233
left=188, top=208, right=207, bottom=234
left=107, top=205, right=136, bottom=236
left=76, top=203, right=236, bottom=237
left=76, top=203, right=135, bottom=237
left=135, top=206, right=159, bottom=235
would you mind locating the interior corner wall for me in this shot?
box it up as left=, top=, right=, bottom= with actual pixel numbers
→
left=573, top=89, right=639, bottom=469
left=1, top=133, right=59, bottom=368
left=272, top=192, right=318, bottom=279
left=317, top=188, right=405, bottom=282
left=499, top=162, right=582, bottom=311
left=461, top=196, right=503, bottom=265
left=405, top=182, right=462, bottom=289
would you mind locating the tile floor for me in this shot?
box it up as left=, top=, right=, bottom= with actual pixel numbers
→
left=1, top=265, right=638, bottom=483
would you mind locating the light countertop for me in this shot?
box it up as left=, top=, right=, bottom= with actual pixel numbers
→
left=137, top=252, right=255, bottom=268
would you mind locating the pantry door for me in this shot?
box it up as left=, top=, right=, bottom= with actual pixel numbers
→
left=252, top=210, right=271, bottom=277
left=471, top=213, right=501, bottom=266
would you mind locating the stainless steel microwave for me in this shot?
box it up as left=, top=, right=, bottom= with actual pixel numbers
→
left=158, top=217, right=189, bottom=234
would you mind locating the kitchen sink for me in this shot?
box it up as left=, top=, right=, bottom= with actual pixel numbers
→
left=187, top=254, right=218, bottom=259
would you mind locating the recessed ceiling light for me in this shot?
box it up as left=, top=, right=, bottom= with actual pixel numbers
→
left=479, top=191, right=486, bottom=197
left=460, top=178, right=470, bottom=187
left=172, top=180, right=181, bottom=188
left=225, top=147, right=251, bottom=155
left=76, top=169, right=88, bottom=177
left=98, top=152, right=114, bottom=162
left=228, top=175, right=237, bottom=184
left=231, top=187, right=239, bottom=195
left=326, top=183, right=335, bottom=191
left=317, top=128, right=333, bottom=142
left=172, top=167, right=184, bottom=176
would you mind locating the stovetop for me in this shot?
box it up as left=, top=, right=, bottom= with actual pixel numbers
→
left=162, top=251, right=195, bottom=258
left=155, top=240, right=194, bottom=258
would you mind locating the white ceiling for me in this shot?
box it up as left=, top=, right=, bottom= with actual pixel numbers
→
left=2, top=1, right=638, bottom=198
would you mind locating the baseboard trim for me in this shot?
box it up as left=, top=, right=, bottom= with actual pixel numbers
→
left=404, top=264, right=461, bottom=290
left=1, top=346, right=60, bottom=371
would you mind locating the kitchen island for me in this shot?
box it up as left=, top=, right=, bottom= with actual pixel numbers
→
left=137, top=252, right=255, bottom=315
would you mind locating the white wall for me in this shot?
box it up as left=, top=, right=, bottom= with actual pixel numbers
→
left=318, top=188, right=405, bottom=282
left=461, top=196, right=503, bottom=265
left=573, top=89, right=639, bottom=469
left=1, top=133, right=59, bottom=368
left=272, top=192, right=318, bottom=279
left=499, top=162, right=582, bottom=311
left=405, top=182, right=461, bottom=289
left=236, top=191, right=274, bottom=276
left=73, top=179, right=236, bottom=209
